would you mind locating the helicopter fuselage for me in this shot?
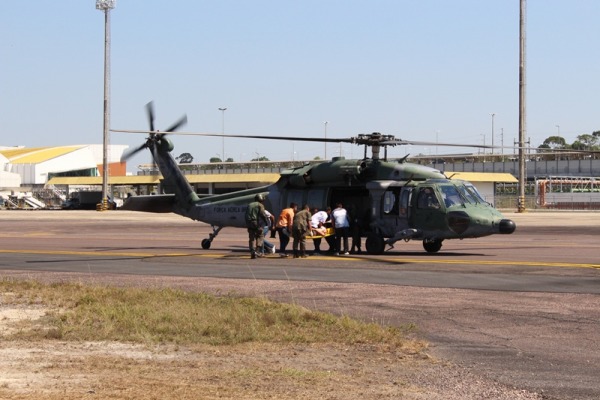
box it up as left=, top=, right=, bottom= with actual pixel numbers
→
left=121, top=131, right=515, bottom=254
left=123, top=149, right=515, bottom=254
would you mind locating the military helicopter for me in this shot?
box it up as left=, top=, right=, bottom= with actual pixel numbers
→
left=115, top=102, right=516, bottom=254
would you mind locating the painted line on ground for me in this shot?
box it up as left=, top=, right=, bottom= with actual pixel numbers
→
left=1, top=249, right=598, bottom=269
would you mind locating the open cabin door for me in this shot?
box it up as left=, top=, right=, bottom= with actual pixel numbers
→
left=381, top=185, right=413, bottom=231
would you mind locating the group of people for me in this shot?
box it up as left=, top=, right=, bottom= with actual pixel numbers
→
left=244, top=194, right=362, bottom=259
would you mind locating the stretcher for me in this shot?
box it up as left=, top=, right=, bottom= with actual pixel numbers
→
left=305, top=226, right=335, bottom=239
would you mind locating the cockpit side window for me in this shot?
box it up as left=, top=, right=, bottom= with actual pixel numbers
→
left=417, top=187, right=441, bottom=209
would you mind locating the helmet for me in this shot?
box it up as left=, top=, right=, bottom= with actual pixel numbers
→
left=255, top=193, right=265, bottom=202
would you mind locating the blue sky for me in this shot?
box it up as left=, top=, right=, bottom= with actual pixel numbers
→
left=1, top=1, right=599, bottom=170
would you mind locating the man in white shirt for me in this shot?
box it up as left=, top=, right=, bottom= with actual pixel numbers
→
left=331, top=202, right=350, bottom=255
left=310, top=207, right=329, bottom=254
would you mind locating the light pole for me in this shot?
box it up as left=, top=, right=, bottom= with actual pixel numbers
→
left=481, top=133, right=486, bottom=161
left=218, top=107, right=227, bottom=161
left=490, top=113, right=496, bottom=155
left=555, top=124, right=560, bottom=136
left=324, top=121, right=328, bottom=160
left=96, top=0, right=115, bottom=210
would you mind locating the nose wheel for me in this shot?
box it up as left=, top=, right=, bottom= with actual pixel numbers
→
left=201, top=225, right=223, bottom=250
left=423, top=238, right=443, bottom=253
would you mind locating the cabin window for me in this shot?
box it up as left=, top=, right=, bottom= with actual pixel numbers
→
left=399, top=187, right=412, bottom=216
left=382, top=188, right=400, bottom=215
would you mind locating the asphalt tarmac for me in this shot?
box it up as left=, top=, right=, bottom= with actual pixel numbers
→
left=1, top=209, right=599, bottom=399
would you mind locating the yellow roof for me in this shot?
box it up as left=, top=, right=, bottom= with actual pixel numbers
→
left=0, top=146, right=85, bottom=164
left=185, top=173, right=280, bottom=184
left=446, top=171, right=518, bottom=183
left=47, top=176, right=161, bottom=185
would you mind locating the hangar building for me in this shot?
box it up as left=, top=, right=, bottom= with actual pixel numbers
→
left=0, top=144, right=127, bottom=188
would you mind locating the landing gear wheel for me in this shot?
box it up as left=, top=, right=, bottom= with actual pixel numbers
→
left=201, top=225, right=223, bottom=250
left=423, top=239, right=443, bottom=253
left=365, top=233, right=385, bottom=255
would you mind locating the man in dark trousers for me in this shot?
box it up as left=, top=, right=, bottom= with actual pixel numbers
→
left=245, top=193, right=268, bottom=259
left=291, top=204, right=311, bottom=258
left=275, top=202, right=297, bottom=257
left=332, top=202, right=350, bottom=255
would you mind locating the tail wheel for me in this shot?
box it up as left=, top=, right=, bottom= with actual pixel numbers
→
left=365, top=233, right=385, bottom=255
left=201, top=239, right=212, bottom=250
left=423, top=239, right=443, bottom=253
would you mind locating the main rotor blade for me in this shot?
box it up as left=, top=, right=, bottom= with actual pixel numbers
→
left=383, top=139, right=497, bottom=149
left=145, top=101, right=155, bottom=132
left=164, top=115, right=188, bottom=133
left=110, top=128, right=599, bottom=155
left=111, top=130, right=352, bottom=143
left=120, top=131, right=497, bottom=150
left=120, top=143, right=147, bottom=162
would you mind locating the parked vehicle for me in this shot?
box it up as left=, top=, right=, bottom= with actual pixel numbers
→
left=62, top=191, right=115, bottom=210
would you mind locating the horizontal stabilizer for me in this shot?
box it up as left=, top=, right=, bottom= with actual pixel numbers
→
left=121, top=194, right=176, bottom=213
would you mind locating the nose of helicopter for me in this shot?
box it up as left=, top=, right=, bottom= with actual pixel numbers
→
left=498, top=218, right=516, bottom=234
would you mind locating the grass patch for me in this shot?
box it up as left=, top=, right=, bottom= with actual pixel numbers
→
left=0, top=278, right=414, bottom=349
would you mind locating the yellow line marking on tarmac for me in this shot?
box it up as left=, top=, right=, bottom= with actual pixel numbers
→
left=384, top=257, right=600, bottom=269
left=293, top=255, right=600, bottom=270
left=0, top=249, right=218, bottom=258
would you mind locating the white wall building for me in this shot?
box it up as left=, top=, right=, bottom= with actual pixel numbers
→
left=0, top=145, right=128, bottom=187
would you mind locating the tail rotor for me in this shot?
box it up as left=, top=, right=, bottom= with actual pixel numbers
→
left=120, top=101, right=187, bottom=165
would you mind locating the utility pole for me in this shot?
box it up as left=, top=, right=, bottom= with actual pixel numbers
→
left=518, top=0, right=527, bottom=212
left=490, top=113, right=496, bottom=155
left=219, top=107, right=227, bottom=161
left=501, top=128, right=504, bottom=157
left=96, top=0, right=116, bottom=210
left=324, top=121, right=328, bottom=160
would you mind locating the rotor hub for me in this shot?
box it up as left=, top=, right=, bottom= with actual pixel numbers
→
left=352, top=132, right=397, bottom=146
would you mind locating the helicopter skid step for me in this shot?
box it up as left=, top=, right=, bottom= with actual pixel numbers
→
left=385, top=228, right=420, bottom=247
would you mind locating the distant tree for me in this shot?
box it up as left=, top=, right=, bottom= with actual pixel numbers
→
left=251, top=156, right=270, bottom=162
left=225, top=157, right=234, bottom=162
left=313, top=156, right=322, bottom=161
left=209, top=157, right=222, bottom=163
left=540, top=136, right=568, bottom=150
left=175, top=152, right=194, bottom=163
left=574, top=134, right=597, bottom=149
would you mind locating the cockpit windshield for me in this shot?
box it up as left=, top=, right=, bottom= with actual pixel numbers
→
left=455, top=184, right=477, bottom=204
left=439, top=185, right=463, bottom=207
left=453, top=182, right=486, bottom=204
left=465, top=183, right=487, bottom=203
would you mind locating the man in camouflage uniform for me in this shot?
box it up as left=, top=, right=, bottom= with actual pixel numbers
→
left=291, top=204, right=311, bottom=258
left=245, top=193, right=268, bottom=259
